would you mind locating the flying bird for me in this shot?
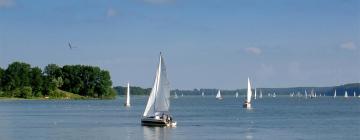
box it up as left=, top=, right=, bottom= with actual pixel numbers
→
left=68, top=42, right=77, bottom=49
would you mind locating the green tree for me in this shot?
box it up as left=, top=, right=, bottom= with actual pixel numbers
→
left=20, top=86, right=32, bottom=99
left=2, top=62, right=31, bottom=92
left=30, top=67, right=43, bottom=97
left=0, top=67, right=4, bottom=91
left=44, top=64, right=62, bottom=79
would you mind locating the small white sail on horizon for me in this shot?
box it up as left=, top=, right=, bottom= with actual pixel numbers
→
left=259, top=90, right=263, bottom=98
left=235, top=92, right=239, bottom=98
left=174, top=92, right=178, bottom=99
left=344, top=91, right=348, bottom=98
left=216, top=90, right=223, bottom=100
left=334, top=90, right=337, bottom=98
left=272, top=92, right=276, bottom=98
left=254, top=88, right=257, bottom=99
left=353, top=91, right=356, bottom=97
left=243, top=77, right=252, bottom=109
left=202, top=92, right=205, bottom=97
left=124, top=82, right=131, bottom=107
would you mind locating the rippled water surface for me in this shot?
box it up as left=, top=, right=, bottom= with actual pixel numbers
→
left=0, top=96, right=359, bottom=140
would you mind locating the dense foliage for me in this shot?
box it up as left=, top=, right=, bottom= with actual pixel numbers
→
left=0, top=62, right=116, bottom=99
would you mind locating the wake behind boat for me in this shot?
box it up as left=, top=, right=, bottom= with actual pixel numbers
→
left=141, top=53, right=176, bottom=127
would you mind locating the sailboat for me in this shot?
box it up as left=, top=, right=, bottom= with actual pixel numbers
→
left=353, top=91, right=356, bottom=97
left=141, top=53, right=176, bottom=127
left=235, top=92, right=239, bottom=98
left=259, top=90, right=263, bottom=99
left=272, top=92, right=276, bottom=98
left=181, top=93, right=184, bottom=97
left=124, top=82, right=131, bottom=107
left=254, top=88, right=257, bottom=99
left=344, top=91, right=348, bottom=98
left=243, top=77, right=252, bottom=109
left=174, top=92, right=178, bottom=99
left=333, top=90, right=337, bottom=98
left=216, top=89, right=223, bottom=100
left=202, top=92, right=205, bottom=97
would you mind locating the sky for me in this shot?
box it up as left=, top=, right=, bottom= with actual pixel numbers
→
left=0, top=0, right=359, bottom=89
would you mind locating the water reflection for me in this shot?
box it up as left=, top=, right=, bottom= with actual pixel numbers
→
left=143, top=126, right=172, bottom=140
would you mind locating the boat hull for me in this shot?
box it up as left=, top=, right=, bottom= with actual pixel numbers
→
left=141, top=117, right=176, bottom=127
left=243, top=102, right=251, bottom=109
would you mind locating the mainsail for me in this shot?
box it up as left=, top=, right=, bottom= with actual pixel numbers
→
left=143, top=54, right=171, bottom=117
left=125, top=82, right=131, bottom=106
left=246, top=77, right=252, bottom=103
left=216, top=90, right=222, bottom=99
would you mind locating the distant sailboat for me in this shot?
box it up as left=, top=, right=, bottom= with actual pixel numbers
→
left=333, top=90, right=337, bottom=98
left=272, top=92, right=276, bottom=98
left=304, top=91, right=308, bottom=99
left=141, top=53, right=176, bottom=127
left=344, top=91, right=348, bottom=98
left=353, top=91, right=356, bottom=97
left=259, top=90, right=263, bottom=99
left=202, top=92, right=205, bottom=97
left=124, top=82, right=131, bottom=107
left=235, top=92, right=239, bottom=98
left=254, top=88, right=257, bottom=99
left=174, top=92, right=178, bottom=99
left=243, top=77, right=252, bottom=109
left=181, top=93, right=184, bottom=97
left=216, top=90, right=223, bottom=100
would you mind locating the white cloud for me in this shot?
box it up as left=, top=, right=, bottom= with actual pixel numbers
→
left=0, top=0, right=14, bottom=8
left=143, top=0, right=175, bottom=4
left=106, top=8, right=117, bottom=17
left=244, top=47, right=262, bottom=55
left=340, top=41, right=357, bottom=50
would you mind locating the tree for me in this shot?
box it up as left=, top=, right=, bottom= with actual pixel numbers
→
left=0, top=67, right=4, bottom=90
left=44, top=64, right=62, bottom=79
left=2, top=62, right=31, bottom=91
left=20, top=86, right=32, bottom=99
left=30, top=67, right=43, bottom=97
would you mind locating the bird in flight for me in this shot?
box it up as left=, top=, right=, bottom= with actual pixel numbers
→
left=68, top=42, right=77, bottom=49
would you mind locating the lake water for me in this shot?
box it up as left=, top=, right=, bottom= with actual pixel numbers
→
left=0, top=96, right=359, bottom=140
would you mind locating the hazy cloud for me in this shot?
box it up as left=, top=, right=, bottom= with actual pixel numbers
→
left=0, top=0, right=14, bottom=8
left=143, top=0, right=175, bottom=4
left=107, top=8, right=117, bottom=17
left=244, top=47, right=262, bottom=55
left=340, top=41, right=357, bottom=50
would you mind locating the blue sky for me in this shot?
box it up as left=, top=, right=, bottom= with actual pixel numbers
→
left=0, top=0, right=359, bottom=89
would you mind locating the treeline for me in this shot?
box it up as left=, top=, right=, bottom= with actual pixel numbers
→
left=114, top=83, right=360, bottom=96
left=0, top=62, right=116, bottom=99
left=114, top=86, right=151, bottom=96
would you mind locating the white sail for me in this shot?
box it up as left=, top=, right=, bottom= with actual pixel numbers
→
left=334, top=90, right=337, bottom=98
left=354, top=91, right=356, bottom=97
left=254, top=88, right=257, bottom=99
left=143, top=54, right=171, bottom=117
left=202, top=92, right=205, bottom=97
left=259, top=90, right=263, bottom=98
left=216, top=90, right=222, bottom=99
left=344, top=91, right=348, bottom=98
left=174, top=92, right=178, bottom=99
left=246, top=78, right=252, bottom=103
left=235, top=92, right=239, bottom=98
left=125, top=82, right=131, bottom=106
left=272, top=92, right=276, bottom=98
